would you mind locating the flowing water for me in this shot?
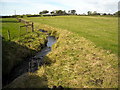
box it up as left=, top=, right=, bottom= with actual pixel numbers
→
left=3, top=30, right=57, bottom=87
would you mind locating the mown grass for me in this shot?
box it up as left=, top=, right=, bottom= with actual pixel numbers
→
left=7, top=23, right=118, bottom=88
left=25, top=16, right=118, bottom=54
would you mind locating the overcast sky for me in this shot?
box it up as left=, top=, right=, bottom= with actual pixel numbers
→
left=0, top=0, right=119, bottom=16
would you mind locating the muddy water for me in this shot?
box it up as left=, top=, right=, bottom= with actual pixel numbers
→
left=4, top=33, right=57, bottom=87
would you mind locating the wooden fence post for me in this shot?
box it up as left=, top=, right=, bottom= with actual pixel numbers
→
left=29, top=62, right=31, bottom=72
left=31, top=22, right=34, bottom=32
left=19, top=26, right=21, bottom=36
left=26, top=26, right=28, bottom=33
left=7, top=30, right=10, bottom=40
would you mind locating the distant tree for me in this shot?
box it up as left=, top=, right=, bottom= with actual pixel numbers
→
left=56, top=10, right=63, bottom=15
left=117, top=11, right=120, bottom=16
left=92, top=11, right=97, bottom=15
left=97, top=13, right=100, bottom=15
left=68, top=10, right=71, bottom=14
left=108, top=13, right=112, bottom=15
left=50, top=11, right=54, bottom=15
left=68, top=10, right=76, bottom=15
left=39, top=10, right=49, bottom=14
left=114, top=11, right=120, bottom=16
left=71, top=10, right=76, bottom=15
left=58, top=10, right=66, bottom=15
left=42, top=10, right=49, bottom=14
left=51, top=10, right=67, bottom=15
left=87, top=11, right=92, bottom=15
left=103, top=13, right=107, bottom=15
left=39, top=12, right=42, bottom=14
left=63, top=10, right=67, bottom=15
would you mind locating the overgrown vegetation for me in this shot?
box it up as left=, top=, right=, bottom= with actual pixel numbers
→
left=7, top=20, right=118, bottom=88
left=2, top=31, right=47, bottom=80
left=2, top=18, right=48, bottom=86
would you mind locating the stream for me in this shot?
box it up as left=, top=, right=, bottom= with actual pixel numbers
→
left=3, top=30, right=57, bottom=87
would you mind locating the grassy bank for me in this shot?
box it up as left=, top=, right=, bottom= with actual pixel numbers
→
left=2, top=31, right=47, bottom=78
left=7, top=22, right=118, bottom=88
left=25, top=16, right=118, bottom=54
left=2, top=18, right=48, bottom=86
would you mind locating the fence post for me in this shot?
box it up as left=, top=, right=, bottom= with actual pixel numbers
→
left=26, top=26, right=28, bottom=33
left=31, top=22, right=34, bottom=32
left=19, top=26, right=21, bottom=37
left=7, top=30, right=10, bottom=40
left=29, top=62, right=31, bottom=72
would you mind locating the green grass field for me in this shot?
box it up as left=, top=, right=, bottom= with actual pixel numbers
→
left=7, top=21, right=118, bottom=88
left=1, top=18, right=27, bottom=40
left=2, top=16, right=118, bottom=88
left=25, top=16, right=118, bottom=54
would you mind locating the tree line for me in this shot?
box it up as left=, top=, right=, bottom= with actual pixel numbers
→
left=1, top=10, right=120, bottom=18
left=87, top=11, right=120, bottom=16
left=39, top=10, right=120, bottom=16
left=39, top=10, right=76, bottom=15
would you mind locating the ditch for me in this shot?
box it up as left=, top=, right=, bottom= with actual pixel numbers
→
left=3, top=29, right=57, bottom=87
